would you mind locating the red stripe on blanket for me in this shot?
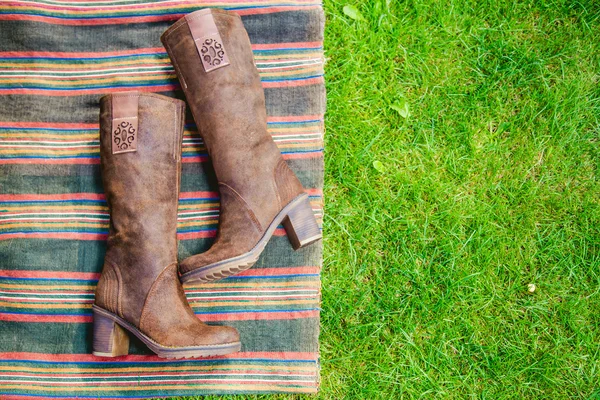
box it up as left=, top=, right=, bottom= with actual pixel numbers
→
left=262, top=76, right=324, bottom=88
left=0, top=232, right=222, bottom=241
left=0, top=192, right=104, bottom=201
left=0, top=350, right=319, bottom=362
left=0, top=270, right=100, bottom=280
left=0, top=84, right=178, bottom=96
left=5, top=0, right=319, bottom=13
left=0, top=313, right=93, bottom=323
left=0, top=266, right=319, bottom=281
left=0, top=309, right=318, bottom=323
left=0, top=232, right=107, bottom=241
left=0, top=158, right=101, bottom=165
left=0, top=121, right=97, bottom=129
left=0, top=6, right=323, bottom=26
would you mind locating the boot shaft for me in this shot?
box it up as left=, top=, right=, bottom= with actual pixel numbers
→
left=161, top=9, right=270, bottom=158
left=161, top=9, right=303, bottom=229
left=161, top=9, right=320, bottom=283
left=97, top=92, right=185, bottom=326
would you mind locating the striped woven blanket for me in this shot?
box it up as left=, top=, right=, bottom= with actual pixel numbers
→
left=0, top=1, right=325, bottom=397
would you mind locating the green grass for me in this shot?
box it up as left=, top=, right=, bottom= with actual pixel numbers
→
left=177, top=0, right=600, bottom=398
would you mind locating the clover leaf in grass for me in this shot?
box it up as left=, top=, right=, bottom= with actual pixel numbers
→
left=373, top=160, right=385, bottom=173
left=343, top=5, right=365, bottom=21
left=391, top=100, right=410, bottom=119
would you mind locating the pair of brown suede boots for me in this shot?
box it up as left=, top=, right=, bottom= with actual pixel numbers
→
left=92, top=9, right=321, bottom=359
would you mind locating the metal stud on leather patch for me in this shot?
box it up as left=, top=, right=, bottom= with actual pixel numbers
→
left=111, top=94, right=139, bottom=154
left=186, top=12, right=230, bottom=73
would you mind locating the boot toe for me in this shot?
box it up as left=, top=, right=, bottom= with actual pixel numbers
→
left=179, top=253, right=208, bottom=273
left=196, top=325, right=240, bottom=346
left=180, top=246, right=242, bottom=275
left=220, top=325, right=241, bottom=344
left=180, top=248, right=227, bottom=273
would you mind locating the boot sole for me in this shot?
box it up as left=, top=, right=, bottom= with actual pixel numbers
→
left=180, top=193, right=321, bottom=284
left=92, top=305, right=241, bottom=359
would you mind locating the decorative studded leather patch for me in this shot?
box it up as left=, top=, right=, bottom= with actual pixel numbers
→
left=111, top=94, right=139, bottom=154
left=199, top=36, right=227, bottom=70
left=186, top=12, right=230, bottom=73
left=112, top=118, right=137, bottom=153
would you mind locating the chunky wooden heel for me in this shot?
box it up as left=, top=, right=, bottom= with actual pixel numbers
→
left=92, top=308, right=130, bottom=357
left=283, top=196, right=322, bottom=250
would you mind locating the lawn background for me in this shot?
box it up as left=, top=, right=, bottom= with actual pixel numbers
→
left=177, top=0, right=599, bottom=398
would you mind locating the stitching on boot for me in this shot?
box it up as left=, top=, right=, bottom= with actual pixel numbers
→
left=101, top=266, right=112, bottom=312
left=269, top=160, right=282, bottom=212
left=177, top=102, right=185, bottom=162
left=97, top=261, right=117, bottom=315
left=219, top=182, right=263, bottom=232
left=274, top=158, right=301, bottom=208
left=104, top=257, right=124, bottom=318
left=106, top=265, right=116, bottom=313
left=273, top=159, right=286, bottom=210
left=139, top=262, right=178, bottom=333
left=172, top=102, right=177, bottom=162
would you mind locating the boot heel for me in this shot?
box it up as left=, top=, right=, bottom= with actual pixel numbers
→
left=93, top=309, right=130, bottom=357
left=283, top=197, right=322, bottom=250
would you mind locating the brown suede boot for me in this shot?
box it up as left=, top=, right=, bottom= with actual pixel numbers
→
left=92, top=91, right=240, bottom=358
left=161, top=9, right=322, bottom=284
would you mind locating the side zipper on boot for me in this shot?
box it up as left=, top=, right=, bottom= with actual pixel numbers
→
left=92, top=307, right=130, bottom=357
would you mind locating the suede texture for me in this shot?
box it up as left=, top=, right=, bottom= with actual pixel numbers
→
left=161, top=9, right=305, bottom=274
left=139, top=264, right=239, bottom=346
left=94, top=92, right=239, bottom=347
